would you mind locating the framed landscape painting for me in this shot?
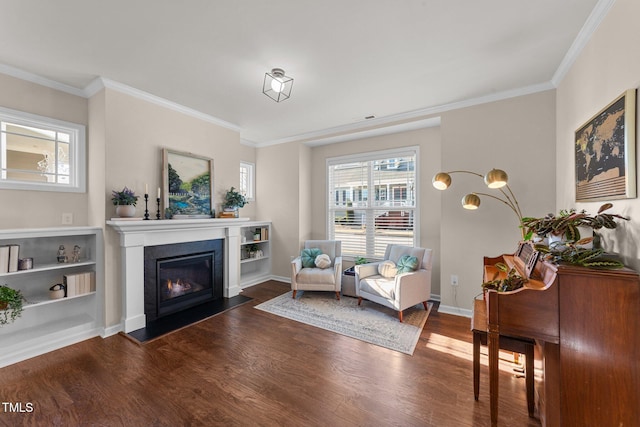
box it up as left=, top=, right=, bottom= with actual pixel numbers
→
left=162, top=149, right=213, bottom=218
left=575, top=89, right=636, bottom=202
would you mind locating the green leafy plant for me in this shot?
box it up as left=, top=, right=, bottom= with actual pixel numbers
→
left=481, top=262, right=527, bottom=292
left=536, top=239, right=624, bottom=269
left=111, top=187, right=139, bottom=206
left=223, top=187, right=248, bottom=209
left=0, top=285, right=24, bottom=326
left=522, top=203, right=629, bottom=241
left=354, top=256, right=368, bottom=265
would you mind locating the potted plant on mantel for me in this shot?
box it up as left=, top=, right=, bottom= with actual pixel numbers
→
left=0, top=284, right=24, bottom=326
left=222, top=187, right=248, bottom=218
left=111, top=187, right=139, bottom=218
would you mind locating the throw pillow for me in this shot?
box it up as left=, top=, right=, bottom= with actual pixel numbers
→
left=378, top=260, right=398, bottom=278
left=315, top=254, right=332, bottom=269
left=396, top=255, right=419, bottom=274
left=301, top=248, right=322, bottom=268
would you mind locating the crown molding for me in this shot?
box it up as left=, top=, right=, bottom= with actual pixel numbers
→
left=0, top=63, right=87, bottom=97
left=84, top=77, right=242, bottom=132
left=255, top=81, right=554, bottom=147
left=552, top=0, right=616, bottom=87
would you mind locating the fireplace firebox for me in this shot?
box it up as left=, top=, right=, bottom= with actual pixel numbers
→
left=144, top=239, right=223, bottom=323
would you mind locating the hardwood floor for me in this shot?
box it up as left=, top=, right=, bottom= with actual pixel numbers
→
left=0, top=281, right=540, bottom=426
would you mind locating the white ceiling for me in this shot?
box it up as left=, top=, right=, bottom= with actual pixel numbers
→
left=0, top=0, right=609, bottom=146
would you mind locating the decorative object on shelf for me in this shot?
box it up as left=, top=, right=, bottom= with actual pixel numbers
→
left=111, top=186, right=139, bottom=218
left=163, top=148, right=214, bottom=219
left=575, top=89, right=636, bottom=202
left=49, top=283, right=65, bottom=300
left=143, top=193, right=150, bottom=220
left=17, top=258, right=33, bottom=270
left=253, top=228, right=261, bottom=241
left=432, top=168, right=525, bottom=238
left=156, top=193, right=161, bottom=220
left=223, top=186, right=248, bottom=218
left=521, top=203, right=629, bottom=243
left=0, top=284, right=24, bottom=326
left=71, top=245, right=81, bottom=263
left=57, top=245, right=68, bottom=263
left=246, top=244, right=259, bottom=259
left=263, top=68, right=294, bottom=102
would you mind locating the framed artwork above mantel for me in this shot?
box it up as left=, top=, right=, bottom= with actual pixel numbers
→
left=162, top=148, right=214, bottom=219
left=575, top=89, right=637, bottom=202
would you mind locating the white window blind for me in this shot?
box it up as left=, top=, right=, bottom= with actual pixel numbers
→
left=327, top=147, right=418, bottom=259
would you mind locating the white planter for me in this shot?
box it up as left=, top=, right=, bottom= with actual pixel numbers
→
left=116, top=205, right=136, bottom=218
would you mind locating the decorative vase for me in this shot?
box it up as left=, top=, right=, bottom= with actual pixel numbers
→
left=116, top=205, right=136, bottom=218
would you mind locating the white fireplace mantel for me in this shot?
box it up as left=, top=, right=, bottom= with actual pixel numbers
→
left=107, top=218, right=249, bottom=332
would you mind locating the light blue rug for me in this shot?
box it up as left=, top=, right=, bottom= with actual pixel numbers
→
left=255, top=291, right=431, bottom=355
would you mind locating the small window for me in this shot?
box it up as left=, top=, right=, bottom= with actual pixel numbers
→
left=0, top=106, right=86, bottom=192
left=239, top=161, right=255, bottom=201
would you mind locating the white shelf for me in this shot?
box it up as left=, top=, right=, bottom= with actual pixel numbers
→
left=240, top=256, right=270, bottom=264
left=23, top=292, right=96, bottom=309
left=241, top=239, right=268, bottom=246
left=0, top=260, right=96, bottom=278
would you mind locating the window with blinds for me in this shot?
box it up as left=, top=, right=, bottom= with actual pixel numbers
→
left=327, top=147, right=419, bottom=259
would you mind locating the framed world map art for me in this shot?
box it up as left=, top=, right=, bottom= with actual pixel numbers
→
left=575, top=89, right=636, bottom=202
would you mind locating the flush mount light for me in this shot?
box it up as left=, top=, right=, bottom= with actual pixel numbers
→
left=263, top=68, right=294, bottom=102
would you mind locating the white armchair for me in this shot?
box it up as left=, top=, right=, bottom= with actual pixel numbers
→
left=291, top=240, right=342, bottom=299
left=355, top=244, right=432, bottom=322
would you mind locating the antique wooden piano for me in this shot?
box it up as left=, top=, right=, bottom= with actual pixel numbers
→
left=482, top=243, right=640, bottom=426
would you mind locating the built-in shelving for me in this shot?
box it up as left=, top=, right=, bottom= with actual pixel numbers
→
left=239, top=222, right=271, bottom=288
left=0, top=226, right=104, bottom=368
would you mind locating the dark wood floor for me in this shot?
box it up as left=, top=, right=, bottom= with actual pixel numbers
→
left=0, top=281, right=540, bottom=426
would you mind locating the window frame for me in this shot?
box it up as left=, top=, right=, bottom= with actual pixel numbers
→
left=326, top=146, right=420, bottom=260
left=0, top=106, right=86, bottom=193
left=240, top=161, right=255, bottom=201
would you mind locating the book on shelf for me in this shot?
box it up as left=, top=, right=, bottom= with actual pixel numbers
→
left=260, top=227, right=268, bottom=241
left=8, top=245, right=19, bottom=272
left=0, top=246, right=9, bottom=273
left=63, top=272, right=95, bottom=297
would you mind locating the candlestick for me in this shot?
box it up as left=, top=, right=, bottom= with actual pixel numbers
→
left=145, top=183, right=148, bottom=194
left=143, top=194, right=150, bottom=220
left=157, top=187, right=161, bottom=199
left=156, top=198, right=161, bottom=220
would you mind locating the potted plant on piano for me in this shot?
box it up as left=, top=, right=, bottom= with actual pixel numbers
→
left=0, top=284, right=24, bottom=326
left=481, top=262, right=527, bottom=294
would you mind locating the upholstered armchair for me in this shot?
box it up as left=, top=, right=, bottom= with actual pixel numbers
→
left=355, top=244, right=432, bottom=322
left=291, top=240, right=342, bottom=299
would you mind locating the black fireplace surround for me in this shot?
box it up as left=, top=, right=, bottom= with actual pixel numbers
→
left=144, top=239, right=223, bottom=323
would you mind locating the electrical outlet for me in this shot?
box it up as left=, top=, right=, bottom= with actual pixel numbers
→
left=451, top=274, right=459, bottom=286
left=62, top=213, right=73, bottom=225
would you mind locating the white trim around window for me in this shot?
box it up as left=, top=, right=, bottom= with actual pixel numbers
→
left=0, top=106, right=86, bottom=193
left=240, top=161, right=255, bottom=201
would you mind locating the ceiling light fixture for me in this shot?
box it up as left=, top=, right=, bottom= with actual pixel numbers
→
left=263, top=68, right=293, bottom=102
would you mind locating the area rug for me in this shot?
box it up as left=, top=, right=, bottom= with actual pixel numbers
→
left=255, top=291, right=431, bottom=355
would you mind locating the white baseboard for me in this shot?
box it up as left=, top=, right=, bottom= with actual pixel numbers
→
left=437, top=304, right=472, bottom=318
left=102, top=323, right=124, bottom=338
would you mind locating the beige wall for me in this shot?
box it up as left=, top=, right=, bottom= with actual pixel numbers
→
left=438, top=91, right=556, bottom=313
left=0, top=73, right=89, bottom=228
left=309, top=126, right=443, bottom=295
left=556, top=0, right=640, bottom=270
left=255, top=142, right=305, bottom=279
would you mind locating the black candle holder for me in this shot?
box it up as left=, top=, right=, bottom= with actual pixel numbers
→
left=156, top=198, right=161, bottom=220
left=143, top=194, right=150, bottom=220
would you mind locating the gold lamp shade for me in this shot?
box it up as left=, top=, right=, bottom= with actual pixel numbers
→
left=432, top=172, right=452, bottom=190
left=462, top=193, right=481, bottom=209
left=484, top=168, right=508, bottom=189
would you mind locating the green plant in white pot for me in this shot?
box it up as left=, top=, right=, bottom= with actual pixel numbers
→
left=223, top=187, right=248, bottom=217
left=0, top=284, right=24, bottom=326
left=111, top=187, right=139, bottom=218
